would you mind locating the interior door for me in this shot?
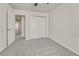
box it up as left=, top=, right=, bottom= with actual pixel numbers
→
left=8, top=9, right=15, bottom=46
left=30, top=16, right=46, bottom=39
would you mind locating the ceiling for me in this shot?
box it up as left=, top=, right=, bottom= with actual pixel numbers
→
left=9, top=3, right=61, bottom=13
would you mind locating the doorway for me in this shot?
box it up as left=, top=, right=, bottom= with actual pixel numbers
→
left=15, top=15, right=25, bottom=39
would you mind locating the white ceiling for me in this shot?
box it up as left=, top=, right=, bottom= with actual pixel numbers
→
left=9, top=3, right=61, bottom=13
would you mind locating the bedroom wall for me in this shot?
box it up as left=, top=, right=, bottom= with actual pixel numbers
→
left=0, top=3, right=14, bottom=52
left=49, top=4, right=79, bottom=55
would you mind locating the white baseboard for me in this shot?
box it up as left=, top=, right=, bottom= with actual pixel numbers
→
left=49, top=36, right=79, bottom=55
left=25, top=36, right=49, bottom=40
left=0, top=47, right=6, bottom=53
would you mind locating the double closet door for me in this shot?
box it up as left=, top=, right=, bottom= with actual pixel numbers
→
left=30, top=16, right=47, bottom=39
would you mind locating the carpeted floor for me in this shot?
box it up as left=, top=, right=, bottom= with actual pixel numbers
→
left=0, top=38, right=78, bottom=56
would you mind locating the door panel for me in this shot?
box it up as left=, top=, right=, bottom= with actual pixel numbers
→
left=30, top=16, right=46, bottom=38
left=8, top=9, right=15, bottom=46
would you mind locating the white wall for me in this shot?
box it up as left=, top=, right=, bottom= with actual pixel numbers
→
left=0, top=4, right=14, bottom=52
left=49, top=4, right=79, bottom=55
left=0, top=4, right=7, bottom=52
left=14, top=10, right=49, bottom=40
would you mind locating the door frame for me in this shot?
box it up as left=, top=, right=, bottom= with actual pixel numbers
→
left=15, top=15, right=26, bottom=40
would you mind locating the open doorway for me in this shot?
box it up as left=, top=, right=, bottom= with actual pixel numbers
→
left=15, top=15, right=25, bottom=40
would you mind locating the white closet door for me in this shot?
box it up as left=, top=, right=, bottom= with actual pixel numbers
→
left=8, top=9, right=15, bottom=46
left=30, top=16, right=46, bottom=38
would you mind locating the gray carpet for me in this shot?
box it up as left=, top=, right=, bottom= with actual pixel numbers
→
left=0, top=38, right=78, bottom=56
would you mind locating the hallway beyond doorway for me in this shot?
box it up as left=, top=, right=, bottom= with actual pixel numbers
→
left=15, top=15, right=25, bottom=39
